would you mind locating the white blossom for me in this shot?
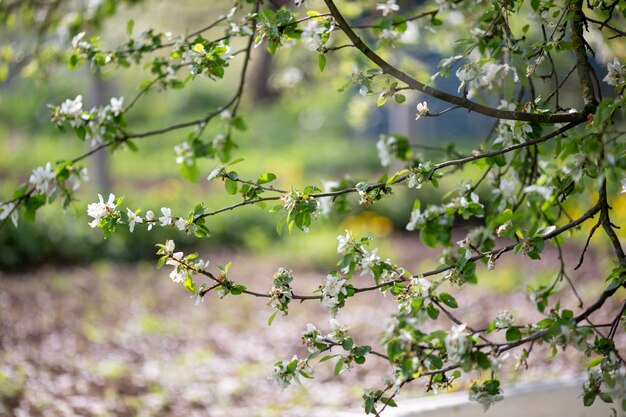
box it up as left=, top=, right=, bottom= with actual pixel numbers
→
left=415, top=101, right=429, bottom=119
left=406, top=205, right=441, bottom=231
left=207, top=166, right=225, bottom=181
left=164, top=239, right=175, bottom=253
left=318, top=180, right=338, bottom=216
left=301, top=20, right=327, bottom=51
left=376, top=0, right=400, bottom=16
left=360, top=249, right=381, bottom=277
left=444, top=323, right=469, bottom=362
left=174, top=141, right=194, bottom=166
left=68, top=167, right=89, bottom=191
left=328, top=318, right=349, bottom=341
left=302, top=323, right=322, bottom=352
left=194, top=293, right=205, bottom=305
left=496, top=221, right=511, bottom=237
left=71, top=32, right=88, bottom=49
left=217, top=41, right=233, bottom=60
left=621, top=178, right=626, bottom=194
left=376, top=135, right=396, bottom=167
left=469, top=382, right=504, bottom=411
left=59, top=95, right=84, bottom=118
left=406, top=208, right=424, bottom=231
left=145, top=210, right=155, bottom=230
left=110, top=97, right=124, bottom=116
left=167, top=252, right=186, bottom=283
left=321, top=274, right=347, bottom=313
left=379, top=28, right=400, bottom=41
left=0, top=202, right=18, bottom=227
left=603, top=58, right=625, bottom=86
left=445, top=267, right=464, bottom=287
left=337, top=230, right=352, bottom=253
left=159, top=207, right=173, bottom=226
left=175, top=217, right=188, bottom=231
left=524, top=185, right=554, bottom=200
left=480, top=63, right=518, bottom=89
left=269, top=356, right=310, bottom=390
left=494, top=311, right=514, bottom=329
left=126, top=208, right=143, bottom=232
left=269, top=268, right=294, bottom=315
left=456, top=237, right=472, bottom=259
left=212, top=134, right=227, bottom=150
left=86, top=193, right=118, bottom=228
left=220, top=109, right=232, bottom=122
left=29, top=162, right=56, bottom=195
left=410, top=276, right=431, bottom=296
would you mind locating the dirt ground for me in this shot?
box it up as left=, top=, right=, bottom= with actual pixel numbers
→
left=1, top=238, right=624, bottom=417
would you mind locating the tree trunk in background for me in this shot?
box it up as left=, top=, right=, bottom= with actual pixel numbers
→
left=90, top=71, right=111, bottom=193
left=248, top=0, right=290, bottom=104
left=249, top=48, right=280, bottom=104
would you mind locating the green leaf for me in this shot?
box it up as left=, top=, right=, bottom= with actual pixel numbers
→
left=257, top=172, right=277, bottom=184
left=426, top=303, right=439, bottom=319
left=353, top=345, right=372, bottom=356
left=505, top=327, right=522, bottom=342
left=286, top=358, right=298, bottom=373
left=318, top=54, right=326, bottom=72
left=439, top=293, right=458, bottom=308
left=268, top=311, right=278, bottom=326
left=181, top=162, right=198, bottom=182
left=183, top=276, right=196, bottom=293
left=394, top=94, right=406, bottom=104
left=224, top=178, right=238, bottom=195
left=230, top=284, right=246, bottom=295
left=69, top=54, right=79, bottom=70
left=587, top=357, right=603, bottom=369
left=380, top=397, right=397, bottom=407
left=334, top=357, right=345, bottom=375
left=227, top=157, right=245, bottom=167
left=126, top=140, right=138, bottom=152
left=299, top=370, right=314, bottom=379
left=232, top=117, right=247, bottom=131
left=475, top=351, right=491, bottom=369
left=156, top=256, right=167, bottom=269
left=341, top=337, right=354, bottom=351
left=599, top=392, right=613, bottom=403
left=126, top=19, right=135, bottom=36
left=583, top=392, right=596, bottom=407
left=387, top=169, right=408, bottom=185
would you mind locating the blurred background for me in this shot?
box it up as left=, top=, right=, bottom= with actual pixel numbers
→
left=1, top=0, right=625, bottom=416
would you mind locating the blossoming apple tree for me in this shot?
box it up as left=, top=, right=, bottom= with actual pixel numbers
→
left=1, top=0, right=626, bottom=414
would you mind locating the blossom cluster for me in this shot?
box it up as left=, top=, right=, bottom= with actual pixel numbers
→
left=456, top=61, right=519, bottom=99
left=407, top=161, right=435, bottom=189
left=86, top=192, right=197, bottom=238
left=156, top=240, right=209, bottom=299
left=603, top=58, right=625, bottom=87
left=268, top=356, right=313, bottom=390
left=268, top=268, right=294, bottom=316
left=444, top=323, right=471, bottom=362
left=50, top=95, right=125, bottom=146
left=469, top=380, right=504, bottom=411
left=320, top=273, right=347, bottom=315
left=494, top=311, right=514, bottom=329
